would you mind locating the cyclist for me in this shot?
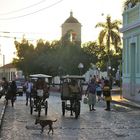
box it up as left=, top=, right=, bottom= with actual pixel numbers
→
left=69, top=79, right=81, bottom=116
left=33, top=78, right=49, bottom=107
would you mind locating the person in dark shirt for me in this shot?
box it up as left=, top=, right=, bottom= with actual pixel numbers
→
left=10, top=80, right=17, bottom=107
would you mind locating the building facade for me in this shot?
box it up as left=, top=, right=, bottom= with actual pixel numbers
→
left=121, top=2, right=140, bottom=101
left=0, top=63, right=23, bottom=81
left=61, top=11, right=82, bottom=46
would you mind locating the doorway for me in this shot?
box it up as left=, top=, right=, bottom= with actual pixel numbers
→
left=130, top=43, right=136, bottom=96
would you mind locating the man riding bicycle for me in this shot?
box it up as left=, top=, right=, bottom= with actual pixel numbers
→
left=33, top=78, right=49, bottom=108
left=69, top=79, right=81, bottom=116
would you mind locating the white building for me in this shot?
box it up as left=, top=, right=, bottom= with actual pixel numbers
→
left=0, top=63, right=23, bottom=81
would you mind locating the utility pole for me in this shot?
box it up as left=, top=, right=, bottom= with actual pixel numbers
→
left=3, top=54, right=5, bottom=77
left=0, top=45, right=5, bottom=77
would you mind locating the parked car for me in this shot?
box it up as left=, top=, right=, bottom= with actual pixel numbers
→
left=15, top=79, right=25, bottom=96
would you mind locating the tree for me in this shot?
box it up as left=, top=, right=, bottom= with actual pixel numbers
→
left=95, top=15, right=121, bottom=73
left=13, top=38, right=35, bottom=77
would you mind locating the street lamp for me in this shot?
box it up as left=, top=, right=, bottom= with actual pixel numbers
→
left=97, top=67, right=101, bottom=78
left=108, top=66, right=111, bottom=77
left=78, top=63, right=84, bottom=75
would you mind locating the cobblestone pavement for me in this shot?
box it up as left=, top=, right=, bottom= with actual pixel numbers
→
left=1, top=93, right=140, bottom=140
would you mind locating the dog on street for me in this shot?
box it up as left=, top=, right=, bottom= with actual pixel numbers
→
left=35, top=117, right=57, bottom=134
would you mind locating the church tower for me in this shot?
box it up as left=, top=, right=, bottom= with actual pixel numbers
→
left=61, top=11, right=81, bottom=46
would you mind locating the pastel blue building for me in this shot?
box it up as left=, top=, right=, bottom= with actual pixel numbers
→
left=121, top=2, right=140, bottom=101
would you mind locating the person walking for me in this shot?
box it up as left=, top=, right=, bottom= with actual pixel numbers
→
left=1, top=77, right=9, bottom=104
left=86, top=78, right=96, bottom=111
left=25, top=79, right=33, bottom=106
left=96, top=81, right=102, bottom=102
left=1, top=77, right=9, bottom=94
left=103, top=79, right=112, bottom=111
left=10, top=80, right=17, bottom=107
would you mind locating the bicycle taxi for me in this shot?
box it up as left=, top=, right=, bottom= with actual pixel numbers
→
left=60, top=75, right=85, bottom=119
left=29, top=74, right=52, bottom=117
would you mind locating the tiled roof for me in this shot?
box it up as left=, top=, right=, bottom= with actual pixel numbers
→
left=0, top=63, right=15, bottom=69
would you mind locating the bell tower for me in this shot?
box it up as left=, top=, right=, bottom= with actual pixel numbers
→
left=61, top=11, right=82, bottom=46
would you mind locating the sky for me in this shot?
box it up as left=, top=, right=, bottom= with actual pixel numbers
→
left=0, top=0, right=125, bottom=65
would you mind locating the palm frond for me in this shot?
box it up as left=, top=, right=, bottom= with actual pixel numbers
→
left=95, top=23, right=106, bottom=28
left=98, top=30, right=107, bottom=45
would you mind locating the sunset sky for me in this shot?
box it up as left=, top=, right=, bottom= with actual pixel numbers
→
left=0, top=0, right=125, bottom=65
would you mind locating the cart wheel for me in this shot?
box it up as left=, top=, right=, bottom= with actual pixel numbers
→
left=45, top=101, right=48, bottom=115
left=29, top=95, right=32, bottom=107
left=78, top=102, right=81, bottom=116
left=38, top=104, right=41, bottom=117
left=30, top=100, right=33, bottom=115
left=62, top=102, right=65, bottom=116
left=30, top=106, right=33, bottom=115
left=74, top=102, right=80, bottom=119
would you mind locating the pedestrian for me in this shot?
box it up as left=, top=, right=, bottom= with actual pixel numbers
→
left=1, top=77, right=9, bottom=94
left=96, top=81, right=102, bottom=101
left=10, top=80, right=17, bottom=107
left=25, top=79, right=33, bottom=106
left=1, top=77, right=9, bottom=104
left=103, top=79, right=112, bottom=111
left=86, top=78, right=96, bottom=111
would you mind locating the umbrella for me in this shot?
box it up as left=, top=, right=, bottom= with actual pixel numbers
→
left=29, top=74, right=52, bottom=78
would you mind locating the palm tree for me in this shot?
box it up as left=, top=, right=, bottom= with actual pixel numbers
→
left=95, top=15, right=121, bottom=71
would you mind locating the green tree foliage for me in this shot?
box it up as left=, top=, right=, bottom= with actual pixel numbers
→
left=13, top=15, right=122, bottom=77
left=13, top=38, right=35, bottom=77
left=13, top=38, right=97, bottom=77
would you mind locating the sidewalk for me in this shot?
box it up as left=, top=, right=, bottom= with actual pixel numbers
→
left=112, top=94, right=140, bottom=109
left=0, top=96, right=6, bottom=131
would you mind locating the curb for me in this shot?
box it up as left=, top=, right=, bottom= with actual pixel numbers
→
left=111, top=100, right=140, bottom=109
left=0, top=97, right=7, bottom=136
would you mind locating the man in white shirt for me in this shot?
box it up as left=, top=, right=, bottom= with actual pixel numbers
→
left=25, top=79, right=33, bottom=106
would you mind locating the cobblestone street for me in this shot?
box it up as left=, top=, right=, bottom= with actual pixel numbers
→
left=1, top=93, right=140, bottom=140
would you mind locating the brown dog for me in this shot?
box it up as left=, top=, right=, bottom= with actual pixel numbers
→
left=35, top=117, right=57, bottom=134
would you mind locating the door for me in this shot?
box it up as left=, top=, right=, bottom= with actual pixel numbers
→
left=130, top=43, right=136, bottom=96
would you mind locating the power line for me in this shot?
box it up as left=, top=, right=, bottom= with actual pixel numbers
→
left=0, top=0, right=63, bottom=20
left=0, top=0, right=46, bottom=15
left=0, top=31, right=46, bottom=35
left=0, top=35, right=41, bottom=41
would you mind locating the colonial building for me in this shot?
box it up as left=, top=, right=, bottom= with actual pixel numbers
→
left=61, top=11, right=82, bottom=46
left=0, top=63, right=23, bottom=81
left=121, top=2, right=140, bottom=101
